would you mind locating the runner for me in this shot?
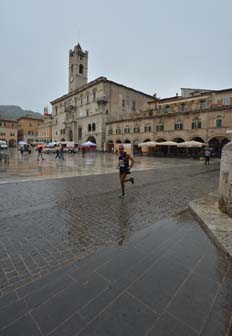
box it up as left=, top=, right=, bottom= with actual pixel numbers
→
left=118, top=144, right=134, bottom=198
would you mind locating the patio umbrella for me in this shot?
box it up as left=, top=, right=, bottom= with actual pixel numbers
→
left=177, top=141, right=206, bottom=148
left=156, top=141, right=178, bottom=146
left=138, top=141, right=157, bottom=147
left=81, top=141, right=96, bottom=147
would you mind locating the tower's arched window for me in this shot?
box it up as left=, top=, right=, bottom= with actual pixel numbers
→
left=79, top=64, right=84, bottom=74
left=71, top=64, right=73, bottom=73
left=92, top=123, right=96, bottom=131
left=88, top=124, right=91, bottom=132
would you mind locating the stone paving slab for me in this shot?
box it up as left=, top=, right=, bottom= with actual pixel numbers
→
left=0, top=211, right=231, bottom=335
left=0, top=163, right=220, bottom=295
left=189, top=193, right=232, bottom=260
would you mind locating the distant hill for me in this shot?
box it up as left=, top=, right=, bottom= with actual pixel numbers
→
left=0, top=105, right=43, bottom=120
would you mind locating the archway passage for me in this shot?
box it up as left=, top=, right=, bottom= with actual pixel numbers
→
left=191, top=136, right=205, bottom=143
left=133, top=139, right=141, bottom=155
left=87, top=136, right=96, bottom=144
left=116, top=139, right=122, bottom=144
left=156, top=138, right=166, bottom=142
left=61, top=138, right=65, bottom=141
left=107, top=140, right=114, bottom=152
left=172, top=137, right=185, bottom=143
left=9, top=139, right=16, bottom=147
left=144, top=138, right=151, bottom=142
left=124, top=139, right=131, bottom=144
left=209, top=137, right=230, bottom=157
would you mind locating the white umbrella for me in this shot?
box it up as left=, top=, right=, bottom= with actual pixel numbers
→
left=177, top=140, right=206, bottom=148
left=138, top=141, right=157, bottom=147
left=81, top=141, right=96, bottom=147
left=156, top=141, right=178, bottom=146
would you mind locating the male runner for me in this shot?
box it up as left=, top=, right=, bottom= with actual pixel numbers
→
left=118, top=144, right=134, bottom=198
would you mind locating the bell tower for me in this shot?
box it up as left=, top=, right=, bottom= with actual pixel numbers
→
left=69, top=43, right=88, bottom=93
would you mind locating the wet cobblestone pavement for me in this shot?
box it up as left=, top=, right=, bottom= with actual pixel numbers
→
left=0, top=155, right=232, bottom=335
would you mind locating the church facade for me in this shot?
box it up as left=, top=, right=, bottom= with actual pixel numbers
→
left=50, top=44, right=153, bottom=150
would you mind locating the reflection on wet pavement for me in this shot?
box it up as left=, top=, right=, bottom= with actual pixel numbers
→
left=0, top=148, right=215, bottom=183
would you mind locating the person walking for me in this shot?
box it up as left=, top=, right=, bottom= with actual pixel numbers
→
left=37, top=146, right=44, bottom=161
left=205, top=148, right=210, bottom=165
left=55, top=145, right=61, bottom=159
left=118, top=145, right=134, bottom=198
left=59, top=145, right=65, bottom=160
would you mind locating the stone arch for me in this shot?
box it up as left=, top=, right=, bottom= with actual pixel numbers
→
left=209, top=136, right=230, bottom=157
left=61, top=138, right=65, bottom=141
left=156, top=138, right=166, bottom=142
left=172, top=137, right=185, bottom=143
left=9, top=139, right=16, bottom=147
left=116, top=139, right=122, bottom=144
left=124, top=139, right=131, bottom=143
left=87, top=136, right=96, bottom=144
left=189, top=136, right=205, bottom=143
left=144, top=138, right=151, bottom=142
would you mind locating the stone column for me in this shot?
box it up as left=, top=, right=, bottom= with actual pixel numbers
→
left=219, top=142, right=232, bottom=217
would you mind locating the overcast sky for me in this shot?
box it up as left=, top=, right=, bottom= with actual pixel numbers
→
left=1, top=0, right=231, bottom=114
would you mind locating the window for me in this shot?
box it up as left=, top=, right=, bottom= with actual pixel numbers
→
left=108, top=128, right=113, bottom=135
left=55, top=106, right=58, bottom=114
left=134, top=127, right=140, bottom=133
left=164, top=105, right=170, bottom=113
left=216, top=119, right=222, bottom=128
left=29, top=122, right=32, bottom=126
left=216, top=115, right=223, bottom=128
left=223, top=97, right=230, bottom=105
left=156, top=125, right=164, bottom=131
left=79, top=64, right=83, bottom=74
left=175, top=122, right=183, bottom=130
left=92, top=123, right=96, bottom=131
left=200, top=100, right=206, bottom=109
left=93, top=91, right=96, bottom=101
left=124, top=127, right=130, bottom=134
left=116, top=128, right=121, bottom=135
left=88, top=124, right=91, bottom=132
left=144, top=125, right=152, bottom=132
left=192, top=118, right=201, bottom=129
left=87, top=94, right=89, bottom=104
left=122, top=99, right=125, bottom=107
left=132, top=100, right=136, bottom=111
left=71, top=64, right=73, bottom=73
left=80, top=96, right=83, bottom=106
left=181, top=103, right=186, bottom=112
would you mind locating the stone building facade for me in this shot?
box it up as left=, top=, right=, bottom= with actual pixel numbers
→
left=37, top=112, right=53, bottom=143
left=18, top=116, right=44, bottom=143
left=106, top=88, right=232, bottom=155
left=0, top=119, right=18, bottom=147
left=50, top=44, right=153, bottom=150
